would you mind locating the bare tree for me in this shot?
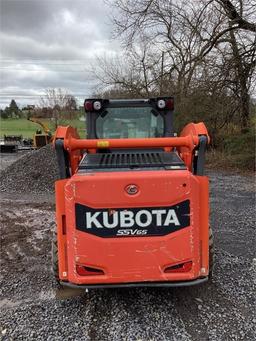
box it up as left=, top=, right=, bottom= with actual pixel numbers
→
left=39, top=88, right=77, bottom=128
left=93, top=43, right=162, bottom=97
left=217, top=0, right=256, bottom=32
left=104, top=1, right=230, bottom=99
left=98, top=0, right=255, bottom=129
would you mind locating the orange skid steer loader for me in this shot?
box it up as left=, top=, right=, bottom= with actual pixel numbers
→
left=52, top=97, right=213, bottom=296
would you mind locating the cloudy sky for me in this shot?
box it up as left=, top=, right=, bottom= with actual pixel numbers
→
left=0, top=0, right=121, bottom=108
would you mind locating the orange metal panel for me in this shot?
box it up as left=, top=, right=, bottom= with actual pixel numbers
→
left=53, top=122, right=210, bottom=286
left=61, top=170, right=207, bottom=285
left=53, top=126, right=82, bottom=175
left=180, top=122, right=210, bottom=143
left=55, top=179, right=69, bottom=280
left=53, top=125, right=80, bottom=142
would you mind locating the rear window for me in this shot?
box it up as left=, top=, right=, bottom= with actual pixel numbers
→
left=96, top=107, right=164, bottom=139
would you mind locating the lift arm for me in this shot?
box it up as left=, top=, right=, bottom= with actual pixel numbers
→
left=53, top=123, right=210, bottom=177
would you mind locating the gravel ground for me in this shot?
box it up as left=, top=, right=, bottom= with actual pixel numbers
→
left=0, top=171, right=255, bottom=340
left=0, top=145, right=59, bottom=193
left=0, top=151, right=28, bottom=171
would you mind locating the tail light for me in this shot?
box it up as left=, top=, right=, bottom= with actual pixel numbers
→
left=157, top=99, right=166, bottom=109
left=84, top=99, right=103, bottom=112
left=84, top=100, right=93, bottom=111
left=76, top=264, right=104, bottom=276
left=164, top=261, right=192, bottom=273
left=166, top=98, right=174, bottom=110
left=93, top=100, right=102, bottom=110
left=157, top=98, right=174, bottom=110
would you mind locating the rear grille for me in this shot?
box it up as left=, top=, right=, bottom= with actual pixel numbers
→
left=78, top=151, right=186, bottom=171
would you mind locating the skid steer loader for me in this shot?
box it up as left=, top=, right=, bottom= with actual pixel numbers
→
left=52, top=97, right=213, bottom=296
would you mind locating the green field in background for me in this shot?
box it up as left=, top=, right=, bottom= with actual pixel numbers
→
left=0, top=118, right=86, bottom=138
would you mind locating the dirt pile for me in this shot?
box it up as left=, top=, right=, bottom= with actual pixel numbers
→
left=0, top=144, right=59, bottom=194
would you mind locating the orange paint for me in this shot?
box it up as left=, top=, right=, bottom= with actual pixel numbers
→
left=54, top=121, right=210, bottom=286
left=55, top=179, right=68, bottom=280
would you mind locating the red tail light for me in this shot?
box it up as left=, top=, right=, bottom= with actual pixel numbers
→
left=84, top=99, right=103, bottom=112
left=84, top=100, right=93, bottom=111
left=76, top=265, right=104, bottom=276
left=164, top=261, right=192, bottom=273
left=166, top=98, right=174, bottom=110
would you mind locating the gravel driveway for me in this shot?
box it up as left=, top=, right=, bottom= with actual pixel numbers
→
left=0, top=172, right=255, bottom=340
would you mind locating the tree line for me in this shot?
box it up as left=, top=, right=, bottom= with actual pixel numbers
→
left=94, top=0, right=255, bottom=142
left=0, top=89, right=80, bottom=125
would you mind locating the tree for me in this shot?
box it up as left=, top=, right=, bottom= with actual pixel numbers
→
left=9, top=99, right=20, bottom=117
left=0, top=109, right=8, bottom=119
left=39, top=88, right=78, bottom=128
left=98, top=0, right=256, bottom=129
left=66, top=95, right=77, bottom=111
left=217, top=0, right=256, bottom=32
left=40, top=88, right=69, bottom=110
left=228, top=28, right=255, bottom=128
left=3, top=107, right=10, bottom=118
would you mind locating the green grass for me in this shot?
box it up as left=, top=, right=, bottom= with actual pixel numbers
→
left=0, top=118, right=86, bottom=138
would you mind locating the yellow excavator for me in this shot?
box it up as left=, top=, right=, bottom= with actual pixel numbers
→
left=28, top=117, right=53, bottom=148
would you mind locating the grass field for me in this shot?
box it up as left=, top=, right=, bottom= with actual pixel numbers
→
left=0, top=118, right=86, bottom=138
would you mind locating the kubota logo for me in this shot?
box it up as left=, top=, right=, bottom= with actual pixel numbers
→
left=75, top=200, right=190, bottom=238
left=125, top=184, right=139, bottom=195
left=85, top=209, right=180, bottom=229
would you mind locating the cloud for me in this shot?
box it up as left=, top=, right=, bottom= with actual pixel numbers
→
left=0, top=0, right=120, bottom=108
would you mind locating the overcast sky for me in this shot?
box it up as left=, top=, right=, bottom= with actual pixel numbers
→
left=0, top=0, right=120, bottom=108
